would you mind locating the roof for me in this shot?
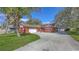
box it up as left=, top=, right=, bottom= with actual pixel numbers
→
left=23, top=24, right=41, bottom=28
left=20, top=24, right=55, bottom=28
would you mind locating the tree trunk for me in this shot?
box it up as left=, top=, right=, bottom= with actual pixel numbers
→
left=16, top=28, right=20, bottom=37
left=5, top=15, right=9, bottom=34
left=15, top=14, right=20, bottom=37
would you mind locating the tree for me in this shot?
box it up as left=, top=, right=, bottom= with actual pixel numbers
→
left=0, top=7, right=37, bottom=37
left=55, top=7, right=73, bottom=29
left=56, top=7, right=72, bottom=28
left=27, top=18, right=42, bottom=25
left=55, top=7, right=79, bottom=32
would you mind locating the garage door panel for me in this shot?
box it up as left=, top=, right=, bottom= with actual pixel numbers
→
left=29, top=28, right=37, bottom=33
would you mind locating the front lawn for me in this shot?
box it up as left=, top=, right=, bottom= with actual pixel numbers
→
left=67, top=31, right=79, bottom=41
left=0, top=33, right=40, bottom=51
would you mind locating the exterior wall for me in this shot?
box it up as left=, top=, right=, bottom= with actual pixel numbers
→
left=26, top=27, right=29, bottom=33
left=37, top=27, right=56, bottom=32
left=19, top=24, right=56, bottom=33
left=40, top=24, right=56, bottom=32
left=42, top=27, right=56, bottom=32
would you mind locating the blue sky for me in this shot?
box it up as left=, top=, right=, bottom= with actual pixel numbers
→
left=0, top=7, right=64, bottom=25
left=22, top=7, right=64, bottom=24
left=0, top=13, right=6, bottom=25
left=31, top=7, right=64, bottom=24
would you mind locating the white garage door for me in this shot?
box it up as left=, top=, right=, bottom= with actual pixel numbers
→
left=29, top=28, right=37, bottom=33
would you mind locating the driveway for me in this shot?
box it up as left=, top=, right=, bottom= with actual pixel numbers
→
left=15, top=32, right=79, bottom=51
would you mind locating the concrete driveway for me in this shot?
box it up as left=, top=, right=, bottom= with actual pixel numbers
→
left=15, top=32, right=79, bottom=51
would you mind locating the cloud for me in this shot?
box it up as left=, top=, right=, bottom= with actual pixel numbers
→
left=20, top=18, right=29, bottom=22
left=42, top=21, right=51, bottom=24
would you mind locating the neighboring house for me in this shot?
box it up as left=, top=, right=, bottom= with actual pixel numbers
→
left=0, top=28, right=5, bottom=34
left=8, top=25, right=16, bottom=32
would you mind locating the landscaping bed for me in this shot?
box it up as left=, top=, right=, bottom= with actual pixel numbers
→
left=0, top=33, right=40, bottom=51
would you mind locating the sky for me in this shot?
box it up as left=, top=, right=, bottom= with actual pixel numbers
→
left=31, top=7, right=64, bottom=24
left=21, top=7, right=64, bottom=24
left=0, top=13, right=6, bottom=25
left=0, top=7, right=64, bottom=25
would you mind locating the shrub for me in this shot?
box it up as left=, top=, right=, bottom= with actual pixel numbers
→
left=65, top=28, right=70, bottom=31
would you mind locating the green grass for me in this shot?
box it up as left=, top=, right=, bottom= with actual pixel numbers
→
left=0, top=33, right=40, bottom=51
left=67, top=31, right=79, bottom=41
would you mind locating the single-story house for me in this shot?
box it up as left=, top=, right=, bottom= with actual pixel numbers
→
left=19, top=24, right=56, bottom=33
